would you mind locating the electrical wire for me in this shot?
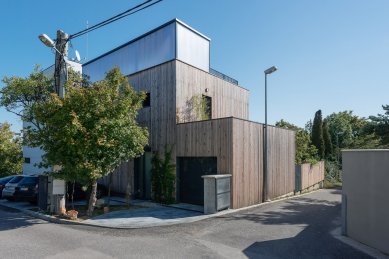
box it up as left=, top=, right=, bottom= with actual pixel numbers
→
left=69, top=0, right=152, bottom=39
left=69, top=0, right=162, bottom=39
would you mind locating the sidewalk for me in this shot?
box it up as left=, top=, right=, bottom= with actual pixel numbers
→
left=0, top=190, right=323, bottom=229
left=0, top=198, right=225, bottom=229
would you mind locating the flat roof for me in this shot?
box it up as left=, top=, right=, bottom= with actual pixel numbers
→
left=83, top=18, right=211, bottom=66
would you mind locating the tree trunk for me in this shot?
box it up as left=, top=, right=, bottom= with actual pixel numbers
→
left=87, top=180, right=97, bottom=217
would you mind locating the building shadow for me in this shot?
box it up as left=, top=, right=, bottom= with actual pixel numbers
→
left=0, top=205, right=46, bottom=231
left=224, top=191, right=373, bottom=258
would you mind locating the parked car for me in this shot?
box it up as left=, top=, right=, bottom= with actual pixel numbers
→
left=0, top=176, right=17, bottom=198
left=2, top=176, right=25, bottom=200
left=14, top=176, right=39, bottom=203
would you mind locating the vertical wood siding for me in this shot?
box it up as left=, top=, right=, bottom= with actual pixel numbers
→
left=296, top=161, right=325, bottom=191
left=177, top=118, right=295, bottom=209
left=175, top=61, right=249, bottom=122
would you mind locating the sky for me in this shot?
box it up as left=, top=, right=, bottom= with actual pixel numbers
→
left=1, top=0, right=388, bottom=132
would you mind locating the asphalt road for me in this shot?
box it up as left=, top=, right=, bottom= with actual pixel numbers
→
left=0, top=189, right=372, bottom=259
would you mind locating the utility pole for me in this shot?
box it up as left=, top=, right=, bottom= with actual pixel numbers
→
left=54, top=30, right=69, bottom=98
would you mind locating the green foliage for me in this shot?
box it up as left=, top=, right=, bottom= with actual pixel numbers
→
left=276, top=119, right=318, bottom=165
left=0, top=65, right=53, bottom=126
left=325, top=111, right=381, bottom=157
left=0, top=122, right=22, bottom=177
left=324, top=160, right=342, bottom=188
left=311, top=110, right=325, bottom=159
left=1, top=66, right=149, bottom=215
left=179, top=94, right=211, bottom=122
left=367, top=105, right=389, bottom=147
left=322, top=119, right=333, bottom=159
left=151, top=146, right=176, bottom=204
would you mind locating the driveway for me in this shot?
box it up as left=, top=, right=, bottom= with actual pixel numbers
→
left=0, top=189, right=376, bottom=258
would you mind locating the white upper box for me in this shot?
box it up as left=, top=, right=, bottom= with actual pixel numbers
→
left=83, top=19, right=211, bottom=82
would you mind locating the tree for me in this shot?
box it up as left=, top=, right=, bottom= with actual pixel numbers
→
left=0, top=122, right=22, bottom=177
left=322, top=119, right=333, bottom=159
left=1, top=67, right=149, bottom=216
left=276, top=119, right=318, bottom=165
left=325, top=111, right=380, bottom=153
left=311, top=110, right=325, bottom=159
left=367, top=105, right=389, bottom=147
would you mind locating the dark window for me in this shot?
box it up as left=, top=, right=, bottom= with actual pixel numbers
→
left=9, top=176, right=24, bottom=184
left=20, top=177, right=38, bottom=184
left=24, top=157, right=31, bottom=164
left=202, top=95, right=212, bottom=119
left=143, top=92, right=150, bottom=108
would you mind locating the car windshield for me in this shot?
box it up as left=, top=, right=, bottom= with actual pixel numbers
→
left=20, top=177, right=38, bottom=184
left=8, top=176, right=24, bottom=184
left=0, top=176, right=14, bottom=184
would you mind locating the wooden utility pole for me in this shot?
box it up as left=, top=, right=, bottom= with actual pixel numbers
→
left=54, top=30, right=69, bottom=98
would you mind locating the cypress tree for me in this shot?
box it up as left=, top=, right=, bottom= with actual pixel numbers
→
left=312, top=110, right=325, bottom=159
left=323, top=119, right=333, bottom=159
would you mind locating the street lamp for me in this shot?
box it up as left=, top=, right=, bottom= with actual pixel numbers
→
left=38, top=30, right=69, bottom=98
left=263, top=66, right=277, bottom=202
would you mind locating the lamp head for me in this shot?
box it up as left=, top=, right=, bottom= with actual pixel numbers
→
left=38, top=34, right=55, bottom=48
left=264, top=66, right=278, bottom=75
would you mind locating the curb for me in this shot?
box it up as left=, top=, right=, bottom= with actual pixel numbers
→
left=0, top=188, right=326, bottom=229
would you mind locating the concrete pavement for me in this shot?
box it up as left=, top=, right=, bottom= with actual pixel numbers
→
left=0, top=188, right=382, bottom=258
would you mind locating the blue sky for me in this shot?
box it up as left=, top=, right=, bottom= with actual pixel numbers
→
left=1, top=0, right=388, bottom=132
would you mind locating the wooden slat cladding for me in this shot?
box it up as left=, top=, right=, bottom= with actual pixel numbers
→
left=175, top=61, right=249, bottom=122
left=231, top=119, right=263, bottom=208
left=177, top=118, right=295, bottom=209
left=99, top=160, right=134, bottom=194
left=128, top=61, right=177, bottom=152
left=296, top=161, right=325, bottom=191
left=266, top=126, right=296, bottom=200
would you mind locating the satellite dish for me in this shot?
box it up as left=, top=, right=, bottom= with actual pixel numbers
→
left=75, top=50, right=81, bottom=62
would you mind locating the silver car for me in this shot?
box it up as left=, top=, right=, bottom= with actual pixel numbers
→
left=2, top=176, right=24, bottom=200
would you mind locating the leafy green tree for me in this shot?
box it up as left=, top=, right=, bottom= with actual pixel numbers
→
left=1, top=67, right=149, bottom=216
left=325, top=111, right=380, bottom=154
left=151, top=146, right=176, bottom=204
left=276, top=119, right=318, bottom=164
left=0, top=66, right=52, bottom=127
left=367, top=105, right=389, bottom=147
left=323, top=119, right=333, bottom=159
left=311, top=110, right=325, bottom=159
left=0, top=122, right=22, bottom=177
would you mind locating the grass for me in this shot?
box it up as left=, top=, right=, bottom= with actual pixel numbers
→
left=324, top=179, right=342, bottom=189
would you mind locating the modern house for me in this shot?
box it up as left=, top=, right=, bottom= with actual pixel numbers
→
left=83, top=19, right=296, bottom=209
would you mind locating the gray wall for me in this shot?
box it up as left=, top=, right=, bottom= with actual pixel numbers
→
left=342, top=150, right=389, bottom=255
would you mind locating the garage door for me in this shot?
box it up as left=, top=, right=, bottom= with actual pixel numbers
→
left=178, top=157, right=217, bottom=205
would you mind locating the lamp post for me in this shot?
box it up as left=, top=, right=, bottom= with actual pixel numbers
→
left=38, top=30, right=69, bottom=98
left=263, top=66, right=277, bottom=202
left=38, top=31, right=69, bottom=214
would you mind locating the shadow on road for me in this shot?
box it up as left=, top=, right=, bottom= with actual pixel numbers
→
left=225, top=190, right=372, bottom=258
left=0, top=205, right=46, bottom=232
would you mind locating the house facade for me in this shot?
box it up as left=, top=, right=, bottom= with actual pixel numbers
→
left=22, top=19, right=294, bottom=209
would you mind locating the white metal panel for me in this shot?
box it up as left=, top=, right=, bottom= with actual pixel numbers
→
left=22, top=122, right=47, bottom=175
left=176, top=22, right=210, bottom=72
left=83, top=23, right=176, bottom=82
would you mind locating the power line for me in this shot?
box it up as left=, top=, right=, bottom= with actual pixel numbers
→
left=69, top=0, right=162, bottom=40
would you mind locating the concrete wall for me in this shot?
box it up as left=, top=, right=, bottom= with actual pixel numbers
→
left=342, top=150, right=389, bottom=255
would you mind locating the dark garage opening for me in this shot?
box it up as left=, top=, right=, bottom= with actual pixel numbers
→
left=178, top=157, right=217, bottom=205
